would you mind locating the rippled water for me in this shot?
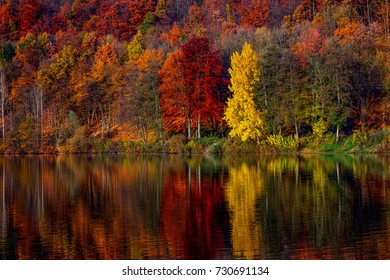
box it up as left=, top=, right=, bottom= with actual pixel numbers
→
left=1, top=154, right=390, bottom=259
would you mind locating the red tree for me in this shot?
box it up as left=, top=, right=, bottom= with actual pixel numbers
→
left=159, top=36, right=227, bottom=139
left=17, top=0, right=41, bottom=36
left=241, top=0, right=270, bottom=28
left=0, top=3, right=16, bottom=40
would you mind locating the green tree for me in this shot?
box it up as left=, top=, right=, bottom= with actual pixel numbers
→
left=224, top=42, right=265, bottom=142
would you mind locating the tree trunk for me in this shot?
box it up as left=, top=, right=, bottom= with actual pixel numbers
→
left=366, top=0, right=371, bottom=25
left=99, top=103, right=105, bottom=141
left=0, top=70, right=5, bottom=141
left=187, top=116, right=191, bottom=140
left=197, top=113, right=201, bottom=139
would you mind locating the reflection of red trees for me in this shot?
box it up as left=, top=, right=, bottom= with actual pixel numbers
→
left=4, top=156, right=390, bottom=260
left=159, top=162, right=229, bottom=259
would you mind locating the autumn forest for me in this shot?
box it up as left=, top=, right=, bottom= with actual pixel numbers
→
left=0, top=0, right=389, bottom=154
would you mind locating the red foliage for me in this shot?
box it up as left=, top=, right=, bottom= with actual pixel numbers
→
left=17, top=0, right=41, bottom=36
left=159, top=50, right=189, bottom=133
left=0, top=3, right=15, bottom=40
left=180, top=37, right=227, bottom=129
left=82, top=0, right=155, bottom=40
left=293, top=26, right=322, bottom=63
left=241, top=0, right=270, bottom=28
left=159, top=36, right=227, bottom=135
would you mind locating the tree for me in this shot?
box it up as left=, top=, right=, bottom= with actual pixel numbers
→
left=180, top=36, right=226, bottom=138
left=159, top=49, right=189, bottom=136
left=224, top=42, right=265, bottom=142
left=159, top=36, right=226, bottom=139
left=11, top=33, right=50, bottom=151
left=0, top=3, right=16, bottom=41
left=89, top=40, right=121, bottom=133
left=240, top=0, right=270, bottom=28
left=125, top=49, right=164, bottom=143
left=17, top=0, right=41, bottom=37
left=0, top=42, right=13, bottom=143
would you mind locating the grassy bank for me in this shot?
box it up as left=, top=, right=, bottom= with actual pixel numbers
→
left=3, top=129, right=390, bottom=155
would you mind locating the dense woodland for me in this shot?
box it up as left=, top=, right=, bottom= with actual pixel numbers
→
left=0, top=0, right=389, bottom=153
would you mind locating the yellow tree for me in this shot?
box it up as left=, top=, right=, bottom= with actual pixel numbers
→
left=224, top=42, right=265, bottom=142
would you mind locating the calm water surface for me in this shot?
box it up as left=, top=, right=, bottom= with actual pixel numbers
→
left=1, top=154, right=390, bottom=259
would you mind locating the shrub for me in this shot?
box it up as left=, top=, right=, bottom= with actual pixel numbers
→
left=265, top=135, right=298, bottom=153
left=166, top=134, right=186, bottom=153
left=313, top=118, right=328, bottom=145
left=222, top=137, right=261, bottom=154
left=66, top=126, right=87, bottom=152
left=352, top=127, right=368, bottom=149
left=184, top=137, right=220, bottom=154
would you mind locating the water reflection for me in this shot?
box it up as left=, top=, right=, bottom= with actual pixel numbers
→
left=0, top=154, right=390, bottom=259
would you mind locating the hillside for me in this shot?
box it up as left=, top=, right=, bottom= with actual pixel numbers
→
left=0, top=0, right=389, bottom=153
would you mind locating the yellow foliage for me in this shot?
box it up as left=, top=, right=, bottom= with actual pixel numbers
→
left=224, top=42, right=265, bottom=142
left=134, top=49, right=164, bottom=72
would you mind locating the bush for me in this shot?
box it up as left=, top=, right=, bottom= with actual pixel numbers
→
left=222, top=137, right=261, bottom=154
left=184, top=137, right=220, bottom=154
left=205, top=140, right=223, bottom=154
left=352, top=127, right=368, bottom=149
left=313, top=118, right=328, bottom=144
left=165, top=134, right=186, bottom=153
left=184, top=139, right=204, bottom=154
left=265, top=135, right=298, bottom=153
left=65, top=126, right=88, bottom=152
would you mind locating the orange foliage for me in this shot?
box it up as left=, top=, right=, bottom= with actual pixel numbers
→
left=159, top=50, right=188, bottom=132
left=162, top=22, right=185, bottom=47
left=293, top=26, right=322, bottom=62
left=241, top=0, right=270, bottom=28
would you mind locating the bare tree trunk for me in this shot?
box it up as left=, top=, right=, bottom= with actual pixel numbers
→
left=0, top=70, right=5, bottom=142
left=99, top=103, right=104, bottom=142
left=336, top=70, right=341, bottom=143
left=40, top=87, right=43, bottom=130
left=187, top=116, right=191, bottom=140
left=366, top=0, right=371, bottom=25
left=197, top=113, right=201, bottom=139
left=290, top=65, right=298, bottom=141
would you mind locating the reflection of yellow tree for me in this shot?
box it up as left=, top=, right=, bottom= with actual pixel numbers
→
left=225, top=162, right=264, bottom=259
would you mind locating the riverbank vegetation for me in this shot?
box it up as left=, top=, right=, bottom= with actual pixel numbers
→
left=0, top=1, right=389, bottom=154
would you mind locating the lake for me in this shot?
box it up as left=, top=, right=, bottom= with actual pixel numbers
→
left=1, top=154, right=390, bottom=259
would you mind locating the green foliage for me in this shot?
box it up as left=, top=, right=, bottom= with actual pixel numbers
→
left=352, top=126, right=368, bottom=149
left=17, top=34, right=35, bottom=54
left=0, top=42, right=15, bottom=65
left=128, top=30, right=144, bottom=61
left=205, top=140, right=223, bottom=154
left=139, top=12, right=155, bottom=35
left=319, top=135, right=354, bottom=152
